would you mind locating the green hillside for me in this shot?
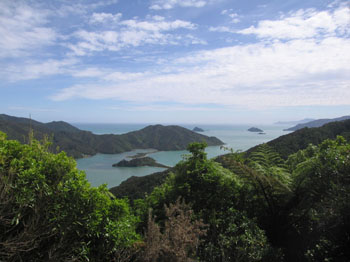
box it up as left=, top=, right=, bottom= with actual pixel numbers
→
left=0, top=114, right=224, bottom=158
left=111, top=119, right=350, bottom=202
left=1, top=130, right=349, bottom=261
left=248, top=119, right=350, bottom=159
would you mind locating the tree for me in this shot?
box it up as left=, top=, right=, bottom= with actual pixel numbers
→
left=144, top=143, right=271, bottom=262
left=0, top=132, right=139, bottom=261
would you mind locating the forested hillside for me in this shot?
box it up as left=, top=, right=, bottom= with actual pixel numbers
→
left=1, top=128, right=349, bottom=261
left=0, top=114, right=223, bottom=158
left=111, top=119, right=350, bottom=200
left=248, top=119, right=350, bottom=159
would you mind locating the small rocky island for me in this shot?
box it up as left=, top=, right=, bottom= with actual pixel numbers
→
left=248, top=127, right=264, bottom=132
left=193, top=127, right=204, bottom=132
left=113, top=157, right=170, bottom=168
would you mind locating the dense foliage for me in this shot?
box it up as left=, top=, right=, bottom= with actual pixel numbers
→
left=1, top=125, right=350, bottom=261
left=211, top=139, right=350, bottom=261
left=0, top=132, right=139, bottom=261
left=131, top=138, right=350, bottom=262
left=110, top=169, right=171, bottom=201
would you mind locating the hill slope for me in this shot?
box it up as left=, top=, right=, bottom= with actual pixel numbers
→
left=248, top=119, right=350, bottom=159
left=112, top=119, right=350, bottom=203
left=0, top=114, right=224, bottom=158
left=110, top=169, right=172, bottom=201
left=284, top=115, right=350, bottom=131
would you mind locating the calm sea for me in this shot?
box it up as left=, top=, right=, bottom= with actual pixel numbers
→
left=74, top=123, right=291, bottom=188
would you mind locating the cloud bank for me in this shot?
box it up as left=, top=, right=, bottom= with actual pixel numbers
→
left=51, top=4, right=350, bottom=109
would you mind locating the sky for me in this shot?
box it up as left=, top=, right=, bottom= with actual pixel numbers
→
left=1, top=0, right=349, bottom=124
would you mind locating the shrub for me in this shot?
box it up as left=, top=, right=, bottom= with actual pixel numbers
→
left=0, top=132, right=139, bottom=261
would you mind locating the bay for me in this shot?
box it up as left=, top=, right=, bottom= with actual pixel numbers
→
left=74, top=123, right=291, bottom=188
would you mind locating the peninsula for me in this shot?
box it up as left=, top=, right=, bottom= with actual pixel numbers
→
left=0, top=114, right=224, bottom=158
left=284, top=115, right=350, bottom=131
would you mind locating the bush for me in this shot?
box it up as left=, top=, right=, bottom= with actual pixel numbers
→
left=0, top=132, right=139, bottom=261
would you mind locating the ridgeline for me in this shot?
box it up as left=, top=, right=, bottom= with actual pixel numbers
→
left=284, top=115, right=350, bottom=131
left=0, top=114, right=224, bottom=158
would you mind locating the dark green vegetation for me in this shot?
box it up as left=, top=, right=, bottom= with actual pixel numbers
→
left=284, top=115, right=350, bottom=131
left=110, top=169, right=172, bottom=201
left=2, top=117, right=350, bottom=261
left=248, top=127, right=263, bottom=132
left=113, top=157, right=170, bottom=168
left=249, top=119, right=350, bottom=159
left=132, top=139, right=350, bottom=262
left=0, top=114, right=223, bottom=158
left=111, top=119, right=350, bottom=205
left=0, top=132, right=139, bottom=261
left=193, top=127, right=204, bottom=132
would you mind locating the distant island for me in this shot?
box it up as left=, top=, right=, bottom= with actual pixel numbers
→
left=0, top=114, right=224, bottom=158
left=113, top=157, right=170, bottom=168
left=284, top=115, right=350, bottom=131
left=193, top=127, right=204, bottom=132
left=248, top=127, right=263, bottom=132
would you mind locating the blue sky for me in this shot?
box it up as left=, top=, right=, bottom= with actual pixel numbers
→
left=1, top=0, right=349, bottom=124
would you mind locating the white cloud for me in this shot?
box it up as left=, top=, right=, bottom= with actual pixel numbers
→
left=69, top=16, right=198, bottom=55
left=90, top=12, right=122, bottom=24
left=71, top=67, right=106, bottom=78
left=0, top=1, right=57, bottom=57
left=209, top=26, right=234, bottom=33
left=238, top=5, right=350, bottom=39
left=52, top=35, right=350, bottom=108
left=2, top=58, right=78, bottom=82
left=56, top=0, right=119, bottom=16
left=150, top=0, right=207, bottom=10
left=104, top=71, right=150, bottom=81
left=221, top=9, right=240, bottom=23
left=108, top=104, right=221, bottom=112
left=121, top=18, right=196, bottom=31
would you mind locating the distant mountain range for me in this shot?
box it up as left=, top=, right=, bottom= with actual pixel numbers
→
left=274, top=118, right=315, bottom=125
left=0, top=114, right=224, bottom=158
left=284, top=115, right=350, bottom=131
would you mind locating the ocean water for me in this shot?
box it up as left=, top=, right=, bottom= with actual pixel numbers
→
left=74, top=123, right=291, bottom=188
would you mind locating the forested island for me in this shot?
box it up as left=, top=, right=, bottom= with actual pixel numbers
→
left=113, top=157, right=170, bottom=168
left=248, top=127, right=263, bottom=132
left=1, top=117, right=350, bottom=262
left=193, top=127, right=204, bottom=132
